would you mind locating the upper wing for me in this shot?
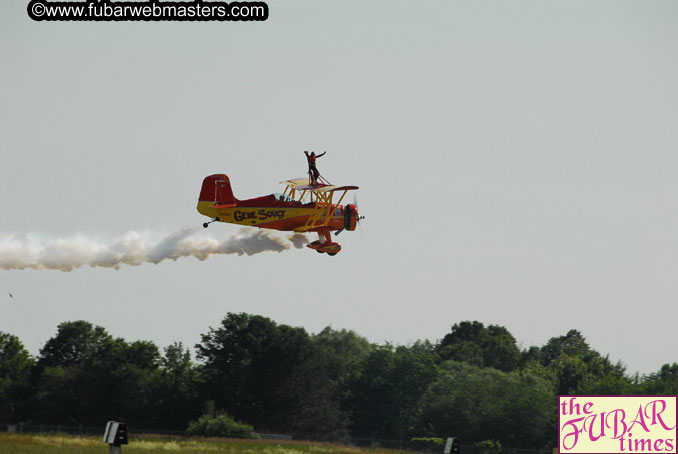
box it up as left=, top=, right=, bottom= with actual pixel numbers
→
left=280, top=178, right=308, bottom=188
left=293, top=184, right=359, bottom=192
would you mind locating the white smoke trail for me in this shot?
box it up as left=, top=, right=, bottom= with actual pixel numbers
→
left=288, top=233, right=310, bottom=249
left=0, top=228, right=308, bottom=272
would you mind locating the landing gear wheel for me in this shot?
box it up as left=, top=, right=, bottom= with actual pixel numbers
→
left=316, top=249, right=324, bottom=254
left=203, top=217, right=220, bottom=229
left=327, top=252, right=337, bottom=256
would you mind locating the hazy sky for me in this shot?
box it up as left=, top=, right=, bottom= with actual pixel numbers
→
left=1, top=0, right=677, bottom=374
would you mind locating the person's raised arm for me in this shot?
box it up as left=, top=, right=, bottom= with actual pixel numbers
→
left=317, top=151, right=326, bottom=158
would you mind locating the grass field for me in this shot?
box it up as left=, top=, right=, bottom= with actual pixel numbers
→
left=0, top=433, right=405, bottom=454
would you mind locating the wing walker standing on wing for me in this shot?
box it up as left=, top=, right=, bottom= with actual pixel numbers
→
left=197, top=151, right=363, bottom=256
left=304, top=150, right=326, bottom=185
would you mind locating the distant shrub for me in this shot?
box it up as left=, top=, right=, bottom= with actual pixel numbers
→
left=476, top=440, right=502, bottom=454
left=411, top=437, right=445, bottom=452
left=187, top=412, right=258, bottom=438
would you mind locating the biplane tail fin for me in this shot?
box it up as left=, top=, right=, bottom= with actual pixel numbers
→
left=198, top=174, right=237, bottom=205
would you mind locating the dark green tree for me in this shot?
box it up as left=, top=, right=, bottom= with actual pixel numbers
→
left=539, top=330, right=629, bottom=394
left=347, top=342, right=438, bottom=438
left=437, top=321, right=520, bottom=372
left=518, top=346, right=542, bottom=368
left=0, top=332, right=34, bottom=422
left=540, top=329, right=591, bottom=366
left=152, top=342, right=203, bottom=430
left=641, top=363, right=678, bottom=394
left=39, top=320, right=111, bottom=367
left=34, top=321, right=161, bottom=426
left=413, top=361, right=555, bottom=448
left=313, top=327, right=373, bottom=383
left=196, top=313, right=349, bottom=436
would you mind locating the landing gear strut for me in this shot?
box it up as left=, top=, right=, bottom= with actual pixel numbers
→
left=203, top=217, right=220, bottom=228
left=307, top=231, right=342, bottom=256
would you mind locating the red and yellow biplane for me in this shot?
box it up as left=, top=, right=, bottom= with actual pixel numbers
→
left=197, top=174, right=362, bottom=255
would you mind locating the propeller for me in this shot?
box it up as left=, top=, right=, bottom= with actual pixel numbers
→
left=354, top=193, right=365, bottom=240
left=335, top=194, right=365, bottom=237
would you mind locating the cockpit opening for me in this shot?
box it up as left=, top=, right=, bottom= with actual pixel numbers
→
left=272, top=193, right=294, bottom=202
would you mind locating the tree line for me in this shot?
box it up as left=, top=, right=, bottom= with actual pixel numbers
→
left=1, top=314, right=677, bottom=448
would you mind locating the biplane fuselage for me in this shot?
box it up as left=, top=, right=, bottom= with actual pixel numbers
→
left=197, top=174, right=360, bottom=255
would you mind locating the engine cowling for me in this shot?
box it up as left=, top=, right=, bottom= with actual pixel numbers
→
left=344, top=204, right=358, bottom=231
